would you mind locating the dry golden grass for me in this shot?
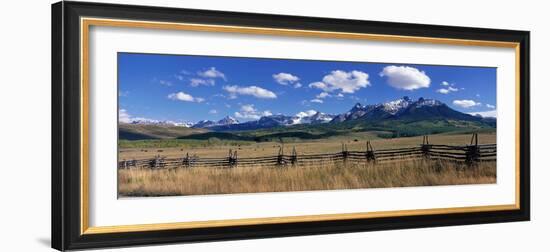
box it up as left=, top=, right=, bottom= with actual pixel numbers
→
left=118, top=159, right=496, bottom=197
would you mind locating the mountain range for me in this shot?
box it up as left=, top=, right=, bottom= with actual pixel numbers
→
left=192, top=116, right=240, bottom=128
left=330, top=96, right=484, bottom=123
left=124, top=96, right=496, bottom=131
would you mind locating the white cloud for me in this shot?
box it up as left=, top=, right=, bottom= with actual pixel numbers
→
left=309, top=70, right=370, bottom=94
left=336, top=93, right=344, bottom=98
left=309, top=82, right=327, bottom=90
left=273, top=72, right=300, bottom=85
left=223, top=85, right=277, bottom=99
left=486, top=104, right=496, bottom=109
left=295, top=110, right=317, bottom=118
left=167, top=91, right=205, bottom=103
left=293, top=83, right=302, bottom=88
left=241, top=104, right=255, bottom=113
left=469, top=110, right=497, bottom=118
left=437, top=81, right=460, bottom=94
left=198, top=67, right=226, bottom=81
left=379, top=65, right=431, bottom=90
left=209, top=109, right=218, bottom=114
left=159, top=80, right=173, bottom=87
left=316, top=92, right=330, bottom=99
left=453, top=99, right=481, bottom=108
left=119, top=109, right=131, bottom=123
left=310, top=99, right=324, bottom=103
left=234, top=104, right=272, bottom=120
left=118, top=90, right=129, bottom=97
left=119, top=109, right=160, bottom=123
left=436, top=88, right=450, bottom=94
left=436, top=86, right=458, bottom=94
left=174, top=70, right=192, bottom=81
left=190, top=78, right=215, bottom=87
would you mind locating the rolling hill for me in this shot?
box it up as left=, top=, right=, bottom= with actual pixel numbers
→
left=119, top=124, right=208, bottom=140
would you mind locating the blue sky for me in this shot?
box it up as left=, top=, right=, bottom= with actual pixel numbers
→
left=118, top=52, right=497, bottom=123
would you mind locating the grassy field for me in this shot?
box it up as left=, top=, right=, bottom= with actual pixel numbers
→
left=118, top=131, right=496, bottom=197
left=118, top=159, right=496, bottom=197
left=119, top=131, right=496, bottom=159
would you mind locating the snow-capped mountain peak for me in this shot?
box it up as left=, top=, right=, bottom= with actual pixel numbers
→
left=382, top=96, right=412, bottom=115
left=292, top=110, right=317, bottom=125
left=192, top=116, right=240, bottom=128
left=414, top=97, right=443, bottom=108
left=330, top=96, right=457, bottom=123
left=350, top=102, right=365, bottom=112
left=173, top=121, right=194, bottom=127
left=192, top=120, right=216, bottom=128
left=310, top=112, right=334, bottom=123
left=291, top=111, right=334, bottom=125
left=129, top=118, right=194, bottom=127
left=217, top=116, right=239, bottom=125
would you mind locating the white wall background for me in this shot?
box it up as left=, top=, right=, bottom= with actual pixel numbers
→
left=0, top=0, right=546, bottom=251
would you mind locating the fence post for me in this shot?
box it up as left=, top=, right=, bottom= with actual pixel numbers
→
left=150, top=154, right=164, bottom=169
left=228, top=149, right=237, bottom=168
left=130, top=159, right=136, bottom=169
left=290, top=146, right=297, bottom=165
left=182, top=152, right=190, bottom=168
left=466, top=133, right=480, bottom=165
left=341, top=143, right=349, bottom=163
left=365, top=141, right=376, bottom=163
left=277, top=146, right=285, bottom=166
left=421, top=135, right=431, bottom=160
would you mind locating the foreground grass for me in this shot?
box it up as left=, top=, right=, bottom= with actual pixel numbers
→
left=118, top=160, right=496, bottom=197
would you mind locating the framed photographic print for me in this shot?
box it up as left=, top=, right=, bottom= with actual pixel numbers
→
left=52, top=1, right=530, bottom=250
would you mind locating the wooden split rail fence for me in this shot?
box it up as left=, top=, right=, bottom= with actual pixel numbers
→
left=119, top=133, right=496, bottom=170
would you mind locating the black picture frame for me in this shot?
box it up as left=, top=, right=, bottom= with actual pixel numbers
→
left=52, top=1, right=530, bottom=251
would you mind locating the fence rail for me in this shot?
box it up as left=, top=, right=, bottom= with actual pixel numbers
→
left=119, top=133, right=496, bottom=170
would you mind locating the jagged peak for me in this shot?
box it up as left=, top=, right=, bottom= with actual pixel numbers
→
left=197, top=119, right=214, bottom=123
left=217, top=116, right=239, bottom=124
left=349, top=102, right=366, bottom=113
left=381, top=96, right=413, bottom=114
left=414, top=97, right=443, bottom=107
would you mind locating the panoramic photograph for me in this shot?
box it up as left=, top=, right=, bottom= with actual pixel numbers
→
left=117, top=53, right=497, bottom=197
